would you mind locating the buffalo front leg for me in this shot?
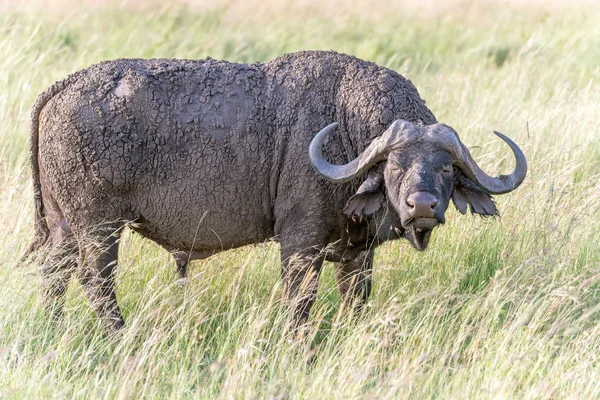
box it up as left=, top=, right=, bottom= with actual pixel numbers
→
left=78, top=226, right=124, bottom=332
left=280, top=246, right=324, bottom=333
left=334, top=249, right=373, bottom=311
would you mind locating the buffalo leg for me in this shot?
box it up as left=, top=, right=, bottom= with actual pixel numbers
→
left=172, top=251, right=189, bottom=279
left=280, top=245, right=324, bottom=332
left=77, top=226, right=124, bottom=332
left=40, top=226, right=78, bottom=318
left=334, top=249, right=373, bottom=310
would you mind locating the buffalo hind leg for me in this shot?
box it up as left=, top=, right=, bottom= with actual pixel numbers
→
left=40, top=222, right=78, bottom=319
left=77, top=224, right=124, bottom=333
left=334, top=249, right=373, bottom=312
left=280, top=245, right=325, bottom=334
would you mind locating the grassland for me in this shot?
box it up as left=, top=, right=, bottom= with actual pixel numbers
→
left=1, top=1, right=599, bottom=398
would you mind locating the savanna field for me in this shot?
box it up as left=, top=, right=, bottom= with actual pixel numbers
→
left=1, top=0, right=600, bottom=398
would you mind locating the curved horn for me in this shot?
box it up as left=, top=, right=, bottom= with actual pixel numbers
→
left=309, top=120, right=419, bottom=183
left=450, top=130, right=527, bottom=194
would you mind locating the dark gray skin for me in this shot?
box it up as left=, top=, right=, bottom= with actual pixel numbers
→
left=24, top=51, right=526, bottom=332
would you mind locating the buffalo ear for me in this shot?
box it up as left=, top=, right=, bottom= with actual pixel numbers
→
left=452, top=172, right=498, bottom=217
left=344, top=169, right=384, bottom=219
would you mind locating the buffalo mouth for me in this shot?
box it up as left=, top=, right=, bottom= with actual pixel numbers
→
left=404, top=218, right=439, bottom=251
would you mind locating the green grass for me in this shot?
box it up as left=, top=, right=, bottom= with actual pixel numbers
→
left=1, top=1, right=600, bottom=398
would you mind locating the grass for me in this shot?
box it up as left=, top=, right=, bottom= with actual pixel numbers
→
left=1, top=0, right=600, bottom=398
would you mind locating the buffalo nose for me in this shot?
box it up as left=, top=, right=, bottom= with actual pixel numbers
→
left=406, top=192, right=437, bottom=218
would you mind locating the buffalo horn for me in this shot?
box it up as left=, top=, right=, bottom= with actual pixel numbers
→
left=433, top=127, right=527, bottom=194
left=309, top=120, right=418, bottom=183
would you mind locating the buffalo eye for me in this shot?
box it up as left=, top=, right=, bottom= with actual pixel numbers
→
left=441, top=165, right=453, bottom=174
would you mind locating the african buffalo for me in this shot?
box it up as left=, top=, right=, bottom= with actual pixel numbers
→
left=24, top=51, right=526, bottom=332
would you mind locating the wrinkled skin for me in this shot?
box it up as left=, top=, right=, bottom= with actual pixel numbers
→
left=24, top=51, right=517, bottom=333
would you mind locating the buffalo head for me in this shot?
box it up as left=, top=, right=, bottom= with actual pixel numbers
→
left=309, top=120, right=527, bottom=250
